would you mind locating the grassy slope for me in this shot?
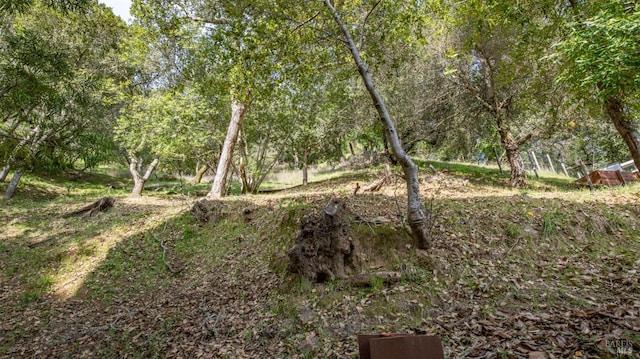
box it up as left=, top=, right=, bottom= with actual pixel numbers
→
left=0, top=163, right=639, bottom=358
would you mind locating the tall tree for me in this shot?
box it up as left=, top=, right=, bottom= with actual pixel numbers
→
left=319, top=0, right=431, bottom=249
left=133, top=0, right=294, bottom=198
left=442, top=0, right=561, bottom=187
left=115, top=90, right=213, bottom=196
left=0, top=1, right=127, bottom=198
left=553, top=0, right=640, bottom=171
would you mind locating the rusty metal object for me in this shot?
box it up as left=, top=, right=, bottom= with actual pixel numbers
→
left=358, top=334, right=444, bottom=359
left=576, top=170, right=639, bottom=187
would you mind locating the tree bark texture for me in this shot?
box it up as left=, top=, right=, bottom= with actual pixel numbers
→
left=208, top=100, right=247, bottom=198
left=190, top=163, right=209, bottom=185
left=1, top=125, right=40, bottom=182
left=323, top=0, right=430, bottom=249
left=238, top=129, right=251, bottom=194
left=496, top=116, right=527, bottom=188
left=3, top=169, right=24, bottom=200
left=129, top=157, right=159, bottom=197
left=0, top=165, right=10, bottom=182
left=606, top=96, right=640, bottom=171
left=505, top=146, right=527, bottom=187
left=302, top=149, right=309, bottom=186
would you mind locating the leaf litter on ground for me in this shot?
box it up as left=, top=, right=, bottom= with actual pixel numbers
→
left=0, top=167, right=639, bottom=358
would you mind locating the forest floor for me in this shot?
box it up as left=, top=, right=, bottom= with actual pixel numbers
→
left=1, top=162, right=639, bottom=358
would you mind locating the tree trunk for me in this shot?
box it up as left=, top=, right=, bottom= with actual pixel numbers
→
left=505, top=146, right=527, bottom=187
left=496, top=115, right=527, bottom=187
left=606, top=96, right=640, bottom=171
left=3, top=169, right=24, bottom=200
left=1, top=125, right=40, bottom=181
left=208, top=100, right=247, bottom=198
left=190, top=163, right=209, bottom=185
left=0, top=165, right=10, bottom=182
left=499, top=133, right=526, bottom=188
left=293, top=151, right=299, bottom=168
left=129, top=157, right=159, bottom=197
left=130, top=157, right=144, bottom=196
left=302, top=149, right=309, bottom=186
left=324, top=0, right=430, bottom=249
left=238, top=130, right=250, bottom=194
left=131, top=178, right=144, bottom=197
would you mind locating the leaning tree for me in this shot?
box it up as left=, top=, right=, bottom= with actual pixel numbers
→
left=553, top=0, right=640, bottom=171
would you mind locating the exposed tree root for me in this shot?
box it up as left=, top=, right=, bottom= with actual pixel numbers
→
left=63, top=197, right=115, bottom=218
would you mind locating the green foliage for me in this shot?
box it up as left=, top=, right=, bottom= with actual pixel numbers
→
left=369, top=276, right=385, bottom=292
left=0, top=0, right=89, bottom=16
left=505, top=223, right=520, bottom=238
left=114, top=89, right=217, bottom=173
left=549, top=1, right=640, bottom=167
left=553, top=1, right=640, bottom=102
left=1, top=0, right=636, bottom=197
left=0, top=2, right=128, bottom=182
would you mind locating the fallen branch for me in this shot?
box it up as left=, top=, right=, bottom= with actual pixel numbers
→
left=428, top=164, right=449, bottom=176
left=361, top=176, right=387, bottom=192
left=63, top=197, right=115, bottom=218
left=154, top=221, right=183, bottom=275
left=361, top=164, right=391, bottom=193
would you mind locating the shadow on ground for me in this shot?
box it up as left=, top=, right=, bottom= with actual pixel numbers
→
left=1, top=169, right=639, bottom=358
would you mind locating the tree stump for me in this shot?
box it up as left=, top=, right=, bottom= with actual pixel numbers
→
left=287, top=198, right=360, bottom=282
left=191, top=199, right=226, bottom=224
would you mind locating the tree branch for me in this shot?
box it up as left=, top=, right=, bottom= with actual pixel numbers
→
left=358, top=0, right=381, bottom=51
left=142, top=158, right=160, bottom=181
left=516, top=133, right=533, bottom=147
left=453, top=72, right=495, bottom=113
left=291, top=11, right=320, bottom=33
left=173, top=0, right=230, bottom=25
left=475, top=46, right=500, bottom=111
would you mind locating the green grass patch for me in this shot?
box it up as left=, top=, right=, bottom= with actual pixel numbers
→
left=1, top=160, right=639, bottom=358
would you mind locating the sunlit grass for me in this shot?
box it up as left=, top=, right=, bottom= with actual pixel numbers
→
left=1, top=159, right=639, bottom=357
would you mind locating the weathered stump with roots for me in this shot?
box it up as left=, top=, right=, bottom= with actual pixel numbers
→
left=191, top=199, right=226, bottom=224
left=288, top=198, right=360, bottom=282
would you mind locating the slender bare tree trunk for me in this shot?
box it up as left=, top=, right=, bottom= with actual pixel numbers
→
left=302, top=149, right=309, bottom=186
left=492, top=106, right=528, bottom=187
left=0, top=165, right=10, bottom=182
left=606, top=96, right=640, bottom=171
left=324, top=0, right=430, bottom=249
left=208, top=100, right=247, bottom=198
left=238, top=129, right=251, bottom=194
left=129, top=157, right=159, bottom=197
left=3, top=169, right=24, bottom=200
